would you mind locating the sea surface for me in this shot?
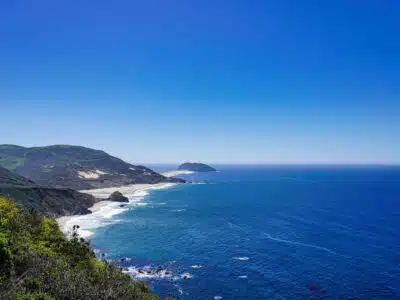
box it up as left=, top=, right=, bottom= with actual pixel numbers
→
left=86, top=165, right=400, bottom=299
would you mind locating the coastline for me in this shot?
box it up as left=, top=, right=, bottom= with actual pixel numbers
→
left=162, top=170, right=194, bottom=177
left=56, top=182, right=177, bottom=238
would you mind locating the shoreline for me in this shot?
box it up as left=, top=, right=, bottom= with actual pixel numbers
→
left=56, top=182, right=178, bottom=238
left=161, top=170, right=194, bottom=177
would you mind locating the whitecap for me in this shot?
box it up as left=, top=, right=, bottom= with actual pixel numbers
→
left=214, top=296, right=222, bottom=300
left=133, top=202, right=148, bottom=206
left=238, top=275, right=247, bottom=279
left=233, top=256, right=249, bottom=261
left=191, top=264, right=203, bottom=269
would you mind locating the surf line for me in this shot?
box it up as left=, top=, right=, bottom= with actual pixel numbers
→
left=262, top=232, right=348, bottom=258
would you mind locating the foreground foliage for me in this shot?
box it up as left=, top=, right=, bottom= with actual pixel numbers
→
left=0, top=196, right=158, bottom=300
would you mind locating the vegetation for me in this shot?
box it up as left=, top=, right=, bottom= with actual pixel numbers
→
left=178, top=162, right=216, bottom=172
left=0, top=167, right=96, bottom=218
left=0, top=144, right=184, bottom=190
left=0, top=196, right=158, bottom=299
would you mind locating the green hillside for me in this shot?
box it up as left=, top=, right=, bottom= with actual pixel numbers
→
left=0, top=166, right=96, bottom=218
left=0, top=145, right=183, bottom=190
left=0, top=195, right=158, bottom=300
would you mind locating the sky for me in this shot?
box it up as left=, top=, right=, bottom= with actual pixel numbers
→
left=0, top=0, right=399, bottom=164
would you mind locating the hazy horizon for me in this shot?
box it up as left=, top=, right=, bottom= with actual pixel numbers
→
left=1, top=1, right=399, bottom=164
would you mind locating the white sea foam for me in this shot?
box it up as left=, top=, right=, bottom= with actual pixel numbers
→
left=133, top=202, right=148, bottom=206
left=123, top=266, right=172, bottom=279
left=181, top=272, right=193, bottom=279
left=233, top=257, right=249, bottom=261
left=238, top=275, right=248, bottom=279
left=58, top=183, right=176, bottom=238
left=133, top=190, right=149, bottom=197
left=214, top=296, right=223, bottom=300
left=191, top=264, right=203, bottom=269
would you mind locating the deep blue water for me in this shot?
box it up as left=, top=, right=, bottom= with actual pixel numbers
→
left=91, top=165, right=400, bottom=299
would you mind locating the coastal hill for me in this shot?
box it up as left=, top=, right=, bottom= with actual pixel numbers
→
left=178, top=162, right=216, bottom=172
left=0, top=144, right=184, bottom=190
left=0, top=195, right=157, bottom=299
left=0, top=166, right=96, bottom=218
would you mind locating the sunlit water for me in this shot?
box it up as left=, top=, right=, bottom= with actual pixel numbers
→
left=85, top=165, right=400, bottom=299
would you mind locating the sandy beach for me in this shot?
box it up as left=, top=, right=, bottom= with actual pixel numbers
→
left=162, top=170, right=194, bottom=177
left=56, top=182, right=177, bottom=237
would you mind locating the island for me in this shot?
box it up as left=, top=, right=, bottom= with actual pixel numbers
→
left=178, top=162, right=216, bottom=172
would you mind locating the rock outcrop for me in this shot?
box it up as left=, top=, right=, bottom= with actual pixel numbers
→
left=108, top=191, right=129, bottom=202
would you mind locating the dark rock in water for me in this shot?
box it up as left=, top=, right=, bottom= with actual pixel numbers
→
left=178, top=162, right=216, bottom=172
left=138, top=269, right=144, bottom=274
left=156, top=266, right=164, bottom=274
left=120, top=258, right=126, bottom=262
left=119, top=204, right=126, bottom=207
left=108, top=191, right=129, bottom=203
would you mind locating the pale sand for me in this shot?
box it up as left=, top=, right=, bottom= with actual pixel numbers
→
left=79, top=182, right=176, bottom=199
left=78, top=171, right=100, bottom=179
left=162, top=170, right=194, bottom=177
left=56, top=182, right=176, bottom=230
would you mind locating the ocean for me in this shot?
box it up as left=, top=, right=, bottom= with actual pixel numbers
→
left=70, top=165, right=400, bottom=299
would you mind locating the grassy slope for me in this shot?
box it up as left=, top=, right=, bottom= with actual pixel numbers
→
left=0, top=196, right=158, bottom=300
left=0, top=145, right=182, bottom=190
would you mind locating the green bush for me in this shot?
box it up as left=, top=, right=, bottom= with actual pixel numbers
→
left=0, top=196, right=158, bottom=300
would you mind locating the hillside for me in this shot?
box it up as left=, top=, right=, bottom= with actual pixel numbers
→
left=0, top=165, right=35, bottom=186
left=0, top=166, right=96, bottom=218
left=0, top=145, right=183, bottom=190
left=0, top=195, right=158, bottom=300
left=178, top=162, right=216, bottom=172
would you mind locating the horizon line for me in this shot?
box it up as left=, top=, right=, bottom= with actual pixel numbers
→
left=140, top=162, right=400, bottom=166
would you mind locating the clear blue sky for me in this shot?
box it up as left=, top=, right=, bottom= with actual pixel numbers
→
left=1, top=0, right=399, bottom=164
